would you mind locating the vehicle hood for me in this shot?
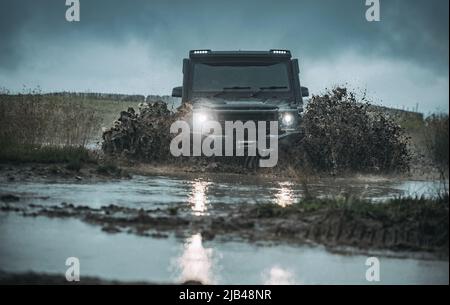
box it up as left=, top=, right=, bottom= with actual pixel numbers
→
left=192, top=97, right=291, bottom=111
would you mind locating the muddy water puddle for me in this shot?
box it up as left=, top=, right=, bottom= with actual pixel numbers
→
left=0, top=214, right=448, bottom=284
left=0, top=175, right=446, bottom=213
left=1, top=174, right=447, bottom=284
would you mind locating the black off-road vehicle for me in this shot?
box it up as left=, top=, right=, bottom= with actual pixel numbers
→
left=172, top=49, right=309, bottom=165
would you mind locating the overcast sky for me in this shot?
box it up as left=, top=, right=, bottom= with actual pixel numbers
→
left=0, top=0, right=448, bottom=113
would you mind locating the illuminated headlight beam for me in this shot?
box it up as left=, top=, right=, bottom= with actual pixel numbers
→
left=281, top=113, right=294, bottom=126
left=194, top=112, right=209, bottom=125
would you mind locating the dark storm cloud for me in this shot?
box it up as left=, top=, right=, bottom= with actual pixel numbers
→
left=1, top=0, right=448, bottom=71
left=0, top=0, right=448, bottom=111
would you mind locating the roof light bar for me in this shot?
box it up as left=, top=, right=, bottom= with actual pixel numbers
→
left=192, top=50, right=211, bottom=54
left=270, top=49, right=289, bottom=54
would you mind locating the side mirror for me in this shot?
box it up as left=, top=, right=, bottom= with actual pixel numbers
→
left=301, top=86, right=309, bottom=97
left=172, top=86, right=182, bottom=98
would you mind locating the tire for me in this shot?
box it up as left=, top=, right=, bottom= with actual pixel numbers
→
left=244, top=155, right=259, bottom=169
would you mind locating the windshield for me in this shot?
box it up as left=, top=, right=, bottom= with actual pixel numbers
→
left=192, top=62, right=291, bottom=93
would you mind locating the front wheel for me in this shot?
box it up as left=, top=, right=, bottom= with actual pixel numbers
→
left=244, top=155, right=259, bottom=169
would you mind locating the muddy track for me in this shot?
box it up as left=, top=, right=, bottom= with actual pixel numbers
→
left=2, top=198, right=448, bottom=259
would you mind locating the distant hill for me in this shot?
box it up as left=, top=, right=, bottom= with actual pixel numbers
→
left=2, top=91, right=421, bottom=120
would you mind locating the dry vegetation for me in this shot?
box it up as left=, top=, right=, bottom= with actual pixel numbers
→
left=0, top=89, right=447, bottom=178
left=0, top=91, right=139, bottom=163
left=0, top=92, right=140, bottom=146
left=397, top=111, right=449, bottom=180
left=422, top=114, right=449, bottom=177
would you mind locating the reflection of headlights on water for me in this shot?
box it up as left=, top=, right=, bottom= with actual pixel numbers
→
left=281, top=113, right=294, bottom=126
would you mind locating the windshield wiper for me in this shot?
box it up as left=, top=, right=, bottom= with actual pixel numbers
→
left=213, top=86, right=252, bottom=97
left=251, top=86, right=288, bottom=97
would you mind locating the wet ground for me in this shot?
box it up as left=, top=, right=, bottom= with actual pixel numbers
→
left=0, top=168, right=448, bottom=284
left=0, top=173, right=446, bottom=210
left=0, top=214, right=448, bottom=285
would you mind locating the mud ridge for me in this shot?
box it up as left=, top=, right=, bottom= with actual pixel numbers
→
left=2, top=198, right=448, bottom=259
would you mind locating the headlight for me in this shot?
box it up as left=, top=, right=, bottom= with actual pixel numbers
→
left=281, top=113, right=294, bottom=126
left=193, top=111, right=214, bottom=134
left=194, top=112, right=209, bottom=125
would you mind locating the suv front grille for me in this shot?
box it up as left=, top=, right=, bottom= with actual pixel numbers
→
left=213, top=110, right=278, bottom=136
left=215, top=110, right=277, bottom=122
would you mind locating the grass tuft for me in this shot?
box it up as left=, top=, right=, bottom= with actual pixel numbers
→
left=0, top=143, right=93, bottom=164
